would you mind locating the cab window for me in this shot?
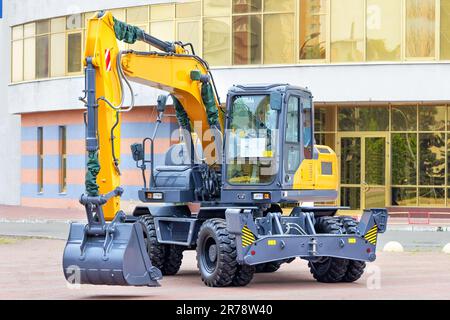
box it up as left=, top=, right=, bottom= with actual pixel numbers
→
left=285, top=96, right=301, bottom=173
left=302, top=97, right=313, bottom=159
left=226, top=95, right=279, bottom=185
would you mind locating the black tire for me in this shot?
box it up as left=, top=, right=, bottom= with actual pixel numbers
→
left=255, top=261, right=282, bottom=273
left=196, top=219, right=238, bottom=287
left=232, top=265, right=255, bottom=287
left=308, top=217, right=349, bottom=283
left=340, top=216, right=366, bottom=283
left=139, top=215, right=184, bottom=276
left=163, top=245, right=184, bottom=276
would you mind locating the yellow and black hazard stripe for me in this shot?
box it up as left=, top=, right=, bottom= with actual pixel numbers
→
left=364, top=225, right=378, bottom=245
left=241, top=225, right=256, bottom=248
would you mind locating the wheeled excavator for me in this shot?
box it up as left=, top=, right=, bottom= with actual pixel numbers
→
left=63, top=11, right=388, bottom=288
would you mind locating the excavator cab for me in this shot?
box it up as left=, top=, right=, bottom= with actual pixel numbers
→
left=135, top=84, right=338, bottom=206
left=221, top=84, right=338, bottom=205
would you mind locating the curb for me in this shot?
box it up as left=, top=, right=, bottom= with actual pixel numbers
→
left=443, top=243, right=450, bottom=254
left=383, top=241, right=404, bottom=252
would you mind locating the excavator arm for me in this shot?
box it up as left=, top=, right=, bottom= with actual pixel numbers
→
left=83, top=11, right=223, bottom=220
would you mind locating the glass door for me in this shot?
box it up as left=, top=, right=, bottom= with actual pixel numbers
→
left=338, top=133, right=388, bottom=213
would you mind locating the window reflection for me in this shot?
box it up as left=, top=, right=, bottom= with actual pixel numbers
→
left=315, top=106, right=336, bottom=132
left=419, top=133, right=445, bottom=186
left=233, top=0, right=262, bottom=14
left=391, top=188, right=417, bottom=206
left=406, top=0, right=436, bottom=58
left=391, top=133, right=417, bottom=185
left=338, top=106, right=389, bottom=131
left=203, top=18, right=231, bottom=66
left=331, top=0, right=364, bottom=62
left=233, top=15, right=262, bottom=65
left=300, top=0, right=328, bottom=60
left=315, top=133, right=335, bottom=150
left=341, top=187, right=361, bottom=210
left=340, top=137, right=361, bottom=185
left=264, top=13, right=295, bottom=64
left=419, top=105, right=446, bottom=131
left=392, top=106, right=417, bottom=131
left=441, top=0, right=450, bottom=60
left=419, top=188, right=445, bottom=206
left=365, top=137, right=385, bottom=185
left=367, top=0, right=401, bottom=61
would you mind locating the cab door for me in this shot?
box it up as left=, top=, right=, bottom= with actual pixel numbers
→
left=283, top=95, right=302, bottom=188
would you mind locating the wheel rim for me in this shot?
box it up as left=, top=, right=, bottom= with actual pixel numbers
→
left=201, top=236, right=218, bottom=274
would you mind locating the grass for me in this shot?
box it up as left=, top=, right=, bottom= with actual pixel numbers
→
left=0, top=237, right=19, bottom=245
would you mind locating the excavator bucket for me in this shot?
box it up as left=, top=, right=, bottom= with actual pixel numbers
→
left=63, top=197, right=162, bottom=287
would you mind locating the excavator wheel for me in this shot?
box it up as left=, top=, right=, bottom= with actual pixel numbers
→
left=340, top=216, right=366, bottom=283
left=308, top=217, right=349, bottom=283
left=255, top=261, right=283, bottom=273
left=196, top=219, right=239, bottom=287
left=232, top=265, right=255, bottom=287
left=139, top=215, right=184, bottom=276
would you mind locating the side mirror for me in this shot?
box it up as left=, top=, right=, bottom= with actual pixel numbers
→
left=157, top=95, right=168, bottom=113
left=131, top=143, right=145, bottom=162
left=270, top=91, right=282, bottom=111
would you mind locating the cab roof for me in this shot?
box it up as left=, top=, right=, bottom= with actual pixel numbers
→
left=230, top=84, right=311, bottom=95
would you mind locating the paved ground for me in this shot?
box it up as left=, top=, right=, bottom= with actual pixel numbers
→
left=0, top=237, right=449, bottom=300
left=0, top=205, right=85, bottom=222
left=1, top=205, right=450, bottom=300
left=1, top=221, right=450, bottom=252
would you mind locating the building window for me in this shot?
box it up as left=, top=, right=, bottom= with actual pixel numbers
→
left=203, top=0, right=232, bottom=67
left=67, top=14, right=83, bottom=74
left=36, top=20, right=50, bottom=79
left=176, top=1, right=201, bottom=55
left=419, top=133, right=445, bottom=186
left=10, top=0, right=450, bottom=79
left=391, top=106, right=418, bottom=131
left=24, top=23, right=36, bottom=81
left=67, top=33, right=82, bottom=73
left=315, top=103, right=450, bottom=209
left=37, top=127, right=44, bottom=193
left=126, top=6, right=150, bottom=52
left=338, top=105, right=389, bottom=132
left=366, top=0, right=402, bottom=61
left=232, top=0, right=294, bottom=65
left=390, top=105, right=448, bottom=207
left=331, top=0, right=365, bottom=62
left=12, top=25, right=24, bottom=82
left=419, top=105, right=446, bottom=131
left=391, top=133, right=417, bottom=185
left=406, top=0, right=436, bottom=59
left=59, top=126, right=67, bottom=194
left=51, top=18, right=66, bottom=77
left=204, top=0, right=231, bottom=16
left=441, top=0, right=450, bottom=60
left=299, top=0, right=328, bottom=61
left=263, top=11, right=295, bottom=64
left=150, top=4, right=175, bottom=52
left=232, top=14, right=262, bottom=64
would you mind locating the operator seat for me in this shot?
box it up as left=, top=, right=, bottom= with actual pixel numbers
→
left=153, top=143, right=195, bottom=190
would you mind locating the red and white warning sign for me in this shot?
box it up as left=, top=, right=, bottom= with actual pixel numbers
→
left=105, top=49, right=112, bottom=72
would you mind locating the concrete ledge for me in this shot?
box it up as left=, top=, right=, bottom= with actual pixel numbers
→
left=443, top=243, right=450, bottom=254
left=383, top=241, right=404, bottom=253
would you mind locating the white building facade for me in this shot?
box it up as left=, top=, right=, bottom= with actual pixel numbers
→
left=2, top=0, right=450, bottom=213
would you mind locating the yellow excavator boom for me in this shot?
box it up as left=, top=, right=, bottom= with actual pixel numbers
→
left=84, top=11, right=222, bottom=220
